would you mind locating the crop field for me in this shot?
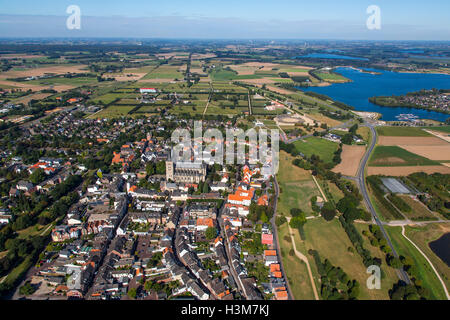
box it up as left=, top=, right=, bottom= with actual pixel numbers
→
left=332, top=145, right=366, bottom=176
left=141, top=65, right=184, bottom=80
left=369, top=146, right=440, bottom=166
left=89, top=105, right=135, bottom=118
left=293, top=137, right=339, bottom=164
left=376, top=126, right=432, bottom=137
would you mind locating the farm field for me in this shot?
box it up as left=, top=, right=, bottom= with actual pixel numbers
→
left=293, top=137, right=339, bottom=164
left=398, top=145, right=450, bottom=161
left=377, top=136, right=447, bottom=146
left=332, top=145, right=366, bottom=177
left=369, top=146, right=440, bottom=167
left=385, top=226, right=448, bottom=300
left=376, top=126, right=432, bottom=137
left=367, top=165, right=450, bottom=176
left=88, top=105, right=134, bottom=118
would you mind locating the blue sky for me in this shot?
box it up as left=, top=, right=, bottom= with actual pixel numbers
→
left=0, top=0, right=449, bottom=39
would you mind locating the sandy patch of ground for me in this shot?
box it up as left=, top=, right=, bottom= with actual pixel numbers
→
left=332, top=145, right=366, bottom=176
left=441, top=163, right=450, bottom=168
left=378, top=136, right=447, bottom=146
left=367, top=165, right=450, bottom=176
left=0, top=65, right=88, bottom=79
left=398, top=145, right=450, bottom=161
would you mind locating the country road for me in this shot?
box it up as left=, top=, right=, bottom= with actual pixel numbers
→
left=356, top=124, right=410, bottom=284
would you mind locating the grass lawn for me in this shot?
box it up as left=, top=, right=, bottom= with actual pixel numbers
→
left=369, top=146, right=439, bottom=166
left=429, top=126, right=450, bottom=134
left=385, top=226, right=447, bottom=300
left=276, top=151, right=321, bottom=216
left=277, top=221, right=316, bottom=299
left=376, top=126, right=432, bottom=137
left=404, top=223, right=450, bottom=292
left=293, top=137, right=339, bottom=164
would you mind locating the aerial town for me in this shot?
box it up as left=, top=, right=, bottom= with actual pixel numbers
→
left=0, top=1, right=450, bottom=305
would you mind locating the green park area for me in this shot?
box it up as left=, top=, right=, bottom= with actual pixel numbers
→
left=293, top=137, right=339, bottom=164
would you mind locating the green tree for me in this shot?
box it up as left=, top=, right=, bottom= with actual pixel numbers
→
left=127, top=287, right=137, bottom=299
left=205, top=227, right=217, bottom=240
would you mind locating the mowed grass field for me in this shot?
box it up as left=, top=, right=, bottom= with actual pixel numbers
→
left=369, top=146, right=439, bottom=166
left=376, top=126, right=432, bottom=137
left=293, top=137, right=339, bottom=164
left=276, top=151, right=321, bottom=216
left=385, top=226, right=448, bottom=300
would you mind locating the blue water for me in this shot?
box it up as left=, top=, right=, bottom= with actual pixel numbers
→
left=302, top=67, right=450, bottom=121
left=295, top=53, right=369, bottom=61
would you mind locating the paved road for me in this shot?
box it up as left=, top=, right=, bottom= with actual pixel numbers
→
left=271, top=176, right=294, bottom=300
left=356, top=124, right=410, bottom=284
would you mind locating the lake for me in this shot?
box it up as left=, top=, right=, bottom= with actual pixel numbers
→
left=301, top=67, right=450, bottom=121
left=295, top=53, right=369, bottom=61
left=429, top=233, right=450, bottom=267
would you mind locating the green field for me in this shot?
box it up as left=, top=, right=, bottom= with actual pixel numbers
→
left=313, top=72, right=349, bottom=82
left=276, top=151, right=321, bottom=216
left=293, top=137, right=339, bottom=164
left=376, top=126, right=432, bottom=137
left=385, top=226, right=448, bottom=300
left=89, top=105, right=135, bottom=118
left=369, top=146, right=439, bottom=166
left=429, top=126, right=450, bottom=134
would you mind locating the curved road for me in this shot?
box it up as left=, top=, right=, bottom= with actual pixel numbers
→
left=357, top=124, right=410, bottom=284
